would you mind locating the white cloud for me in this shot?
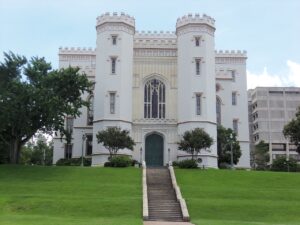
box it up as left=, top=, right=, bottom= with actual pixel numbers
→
left=247, top=60, right=300, bottom=89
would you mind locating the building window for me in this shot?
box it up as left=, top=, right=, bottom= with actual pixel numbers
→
left=86, top=134, right=93, bottom=156
left=111, top=57, right=116, bottom=74
left=66, top=117, right=74, bottom=132
left=231, top=70, right=236, bottom=82
left=195, top=37, right=200, bottom=46
left=112, top=35, right=117, bottom=45
left=232, top=92, right=237, bottom=105
left=87, top=95, right=94, bottom=125
left=216, top=97, right=222, bottom=125
left=233, top=119, right=238, bottom=135
left=109, top=92, right=116, bottom=114
left=64, top=144, right=72, bottom=159
left=196, top=59, right=201, bottom=75
left=196, top=93, right=201, bottom=115
left=144, top=79, right=165, bottom=119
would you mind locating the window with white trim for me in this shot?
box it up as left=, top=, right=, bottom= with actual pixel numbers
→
left=233, top=119, right=238, bottom=135
left=144, top=79, right=165, bottom=119
left=112, top=35, right=117, bottom=45
left=196, top=59, right=201, bottom=75
left=232, top=92, right=237, bottom=105
left=111, top=57, right=116, bottom=74
left=195, top=37, right=201, bottom=46
left=196, top=93, right=201, bottom=115
left=109, top=92, right=116, bottom=114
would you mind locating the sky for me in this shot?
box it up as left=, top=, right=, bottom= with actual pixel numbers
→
left=0, top=0, right=300, bottom=89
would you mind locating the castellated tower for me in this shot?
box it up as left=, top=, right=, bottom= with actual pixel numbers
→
left=93, top=12, right=135, bottom=165
left=176, top=14, right=218, bottom=168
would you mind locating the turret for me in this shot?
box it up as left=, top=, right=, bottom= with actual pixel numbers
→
left=92, top=12, right=135, bottom=165
left=176, top=14, right=218, bottom=168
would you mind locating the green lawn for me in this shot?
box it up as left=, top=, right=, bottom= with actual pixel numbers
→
left=0, top=165, right=142, bottom=225
left=176, top=169, right=300, bottom=225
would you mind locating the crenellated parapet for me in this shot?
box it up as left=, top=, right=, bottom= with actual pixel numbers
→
left=215, top=50, right=247, bottom=58
left=59, top=47, right=96, bottom=55
left=96, top=12, right=135, bottom=34
left=176, top=13, right=215, bottom=28
left=135, top=30, right=176, bottom=39
left=176, top=13, right=215, bottom=36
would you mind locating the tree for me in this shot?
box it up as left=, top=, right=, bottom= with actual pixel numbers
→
left=0, top=52, right=93, bottom=163
left=20, top=134, right=53, bottom=165
left=178, top=128, right=213, bottom=160
left=254, top=141, right=269, bottom=170
left=96, top=127, right=135, bottom=158
left=217, top=125, right=241, bottom=167
left=283, top=107, right=300, bottom=154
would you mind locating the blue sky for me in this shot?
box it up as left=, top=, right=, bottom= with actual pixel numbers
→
left=1, top=0, right=300, bottom=89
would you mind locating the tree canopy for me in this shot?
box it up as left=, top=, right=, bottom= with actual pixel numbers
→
left=0, top=52, right=93, bottom=163
left=283, top=107, right=300, bottom=154
left=96, top=127, right=135, bottom=158
left=178, top=128, right=213, bottom=160
left=217, top=125, right=241, bottom=167
left=253, top=140, right=269, bottom=170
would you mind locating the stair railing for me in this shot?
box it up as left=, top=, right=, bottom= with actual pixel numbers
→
left=142, top=161, right=148, bottom=220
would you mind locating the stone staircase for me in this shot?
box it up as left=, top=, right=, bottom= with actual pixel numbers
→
left=146, top=167, right=183, bottom=221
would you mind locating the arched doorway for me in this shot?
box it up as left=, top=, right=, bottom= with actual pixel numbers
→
left=145, top=133, right=164, bottom=166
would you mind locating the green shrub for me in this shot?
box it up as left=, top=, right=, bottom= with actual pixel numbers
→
left=271, top=157, right=298, bottom=172
left=56, top=157, right=91, bottom=166
left=109, top=156, right=132, bottom=167
left=104, top=161, right=113, bottom=167
left=172, top=161, right=179, bottom=167
left=219, top=162, right=231, bottom=169
left=177, top=159, right=198, bottom=169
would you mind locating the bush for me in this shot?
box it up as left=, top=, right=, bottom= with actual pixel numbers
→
left=56, top=157, right=91, bottom=167
left=271, top=157, right=298, bottom=172
left=108, top=156, right=132, bottom=167
left=172, top=161, right=179, bottom=167
left=219, top=162, right=231, bottom=169
left=104, top=161, right=113, bottom=167
left=177, top=159, right=198, bottom=169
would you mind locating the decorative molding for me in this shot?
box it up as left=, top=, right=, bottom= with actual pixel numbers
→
left=96, top=23, right=135, bottom=35
left=93, top=119, right=132, bottom=124
left=96, top=12, right=135, bottom=28
left=176, top=13, right=215, bottom=28
left=176, top=24, right=215, bottom=36
left=177, top=120, right=217, bottom=125
left=134, top=48, right=177, bottom=57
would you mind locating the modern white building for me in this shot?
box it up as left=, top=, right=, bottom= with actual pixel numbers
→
left=248, top=87, right=300, bottom=163
left=53, top=12, right=250, bottom=168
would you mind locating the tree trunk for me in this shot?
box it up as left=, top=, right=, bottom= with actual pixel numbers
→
left=9, top=139, right=21, bottom=164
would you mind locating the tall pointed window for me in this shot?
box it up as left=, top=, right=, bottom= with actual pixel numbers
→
left=196, top=59, right=201, bottom=75
left=216, top=97, right=222, bottom=125
left=110, top=92, right=116, bottom=114
left=111, top=57, right=116, bottom=74
left=195, top=93, right=201, bottom=115
left=87, top=95, right=94, bottom=125
left=144, top=79, right=165, bottom=119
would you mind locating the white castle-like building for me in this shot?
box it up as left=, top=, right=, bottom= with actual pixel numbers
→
left=53, top=12, right=250, bottom=168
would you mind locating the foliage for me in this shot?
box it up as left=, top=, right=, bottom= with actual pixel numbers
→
left=271, top=156, right=298, bottom=172
left=19, top=134, right=53, bottom=165
left=283, top=106, right=300, bottom=154
left=178, top=128, right=213, bottom=160
left=104, top=156, right=132, bottom=167
left=0, top=165, right=141, bottom=225
left=96, top=127, right=135, bottom=158
left=0, top=52, right=93, bottom=163
left=176, top=159, right=198, bottom=169
left=217, top=125, right=241, bottom=167
left=175, top=169, right=300, bottom=225
left=254, top=141, right=270, bottom=170
left=55, top=157, right=91, bottom=166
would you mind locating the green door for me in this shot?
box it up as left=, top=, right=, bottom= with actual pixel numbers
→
left=145, top=134, right=164, bottom=167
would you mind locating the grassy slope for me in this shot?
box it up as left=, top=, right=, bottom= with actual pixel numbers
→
left=176, top=169, right=300, bottom=225
left=0, top=165, right=142, bottom=225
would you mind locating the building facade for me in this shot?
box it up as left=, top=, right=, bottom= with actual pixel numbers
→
left=53, top=12, right=250, bottom=168
left=248, top=87, right=300, bottom=164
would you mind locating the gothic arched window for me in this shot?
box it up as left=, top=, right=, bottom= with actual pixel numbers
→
left=216, top=96, right=222, bottom=125
left=87, top=95, right=94, bottom=125
left=144, top=79, right=165, bottom=119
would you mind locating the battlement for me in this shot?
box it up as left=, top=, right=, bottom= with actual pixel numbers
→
left=135, top=30, right=176, bottom=39
left=215, top=50, right=247, bottom=58
left=59, top=47, right=96, bottom=55
left=176, top=13, right=215, bottom=28
left=96, top=12, right=135, bottom=28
